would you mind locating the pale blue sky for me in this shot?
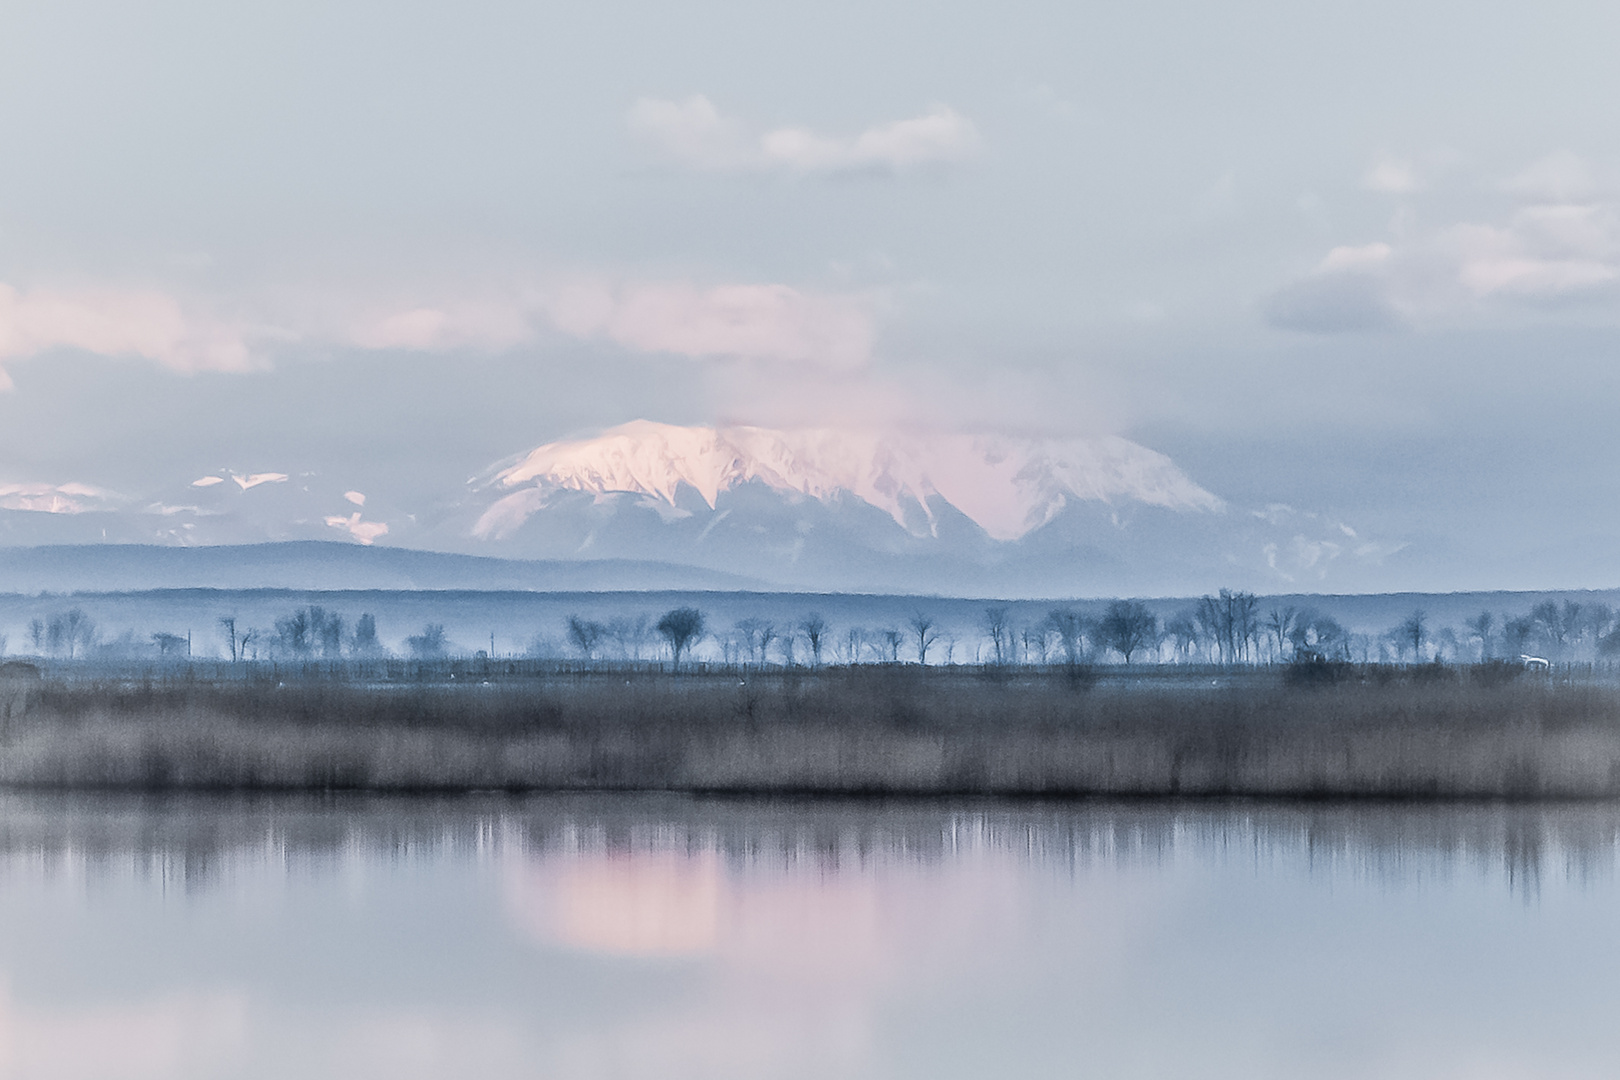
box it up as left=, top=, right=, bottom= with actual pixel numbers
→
left=3, top=0, right=1620, bottom=590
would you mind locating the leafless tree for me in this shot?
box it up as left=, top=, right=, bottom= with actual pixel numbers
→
left=1046, top=608, right=1087, bottom=668
left=879, top=628, right=904, bottom=663
left=1398, top=610, right=1427, bottom=663
left=657, top=607, right=705, bottom=666
left=1465, top=611, right=1495, bottom=661
left=983, top=606, right=1011, bottom=666
left=1100, top=599, right=1159, bottom=664
left=566, top=615, right=605, bottom=660
left=1165, top=610, right=1200, bottom=662
left=909, top=611, right=940, bottom=665
left=1264, top=606, right=1298, bottom=663
left=799, top=613, right=828, bottom=666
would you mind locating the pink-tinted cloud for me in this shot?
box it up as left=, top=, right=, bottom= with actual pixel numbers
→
left=348, top=302, right=534, bottom=352
left=325, top=511, right=389, bottom=544
left=1269, top=154, right=1620, bottom=333
left=0, top=283, right=255, bottom=389
left=348, top=278, right=876, bottom=370
left=546, top=281, right=874, bottom=369
left=231, top=472, right=288, bottom=491
left=0, top=482, right=122, bottom=514
left=628, top=96, right=979, bottom=175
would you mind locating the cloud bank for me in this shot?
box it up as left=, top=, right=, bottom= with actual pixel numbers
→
left=627, top=96, right=979, bottom=175
left=1268, top=153, right=1620, bottom=334
left=0, top=284, right=255, bottom=390
left=347, top=279, right=875, bottom=369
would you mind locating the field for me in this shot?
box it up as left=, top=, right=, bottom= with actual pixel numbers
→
left=2, top=662, right=1618, bottom=798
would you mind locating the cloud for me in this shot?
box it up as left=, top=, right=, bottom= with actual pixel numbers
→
left=547, top=282, right=874, bottom=368
left=231, top=472, right=288, bottom=490
left=628, top=96, right=979, bottom=175
left=625, top=95, right=752, bottom=171
left=191, top=476, right=226, bottom=488
left=1267, top=154, right=1620, bottom=333
left=348, top=279, right=876, bottom=369
left=0, top=283, right=256, bottom=390
left=1363, top=153, right=1420, bottom=194
left=1264, top=244, right=1404, bottom=333
left=1503, top=150, right=1598, bottom=202
left=348, top=302, right=534, bottom=352
left=325, top=511, right=389, bottom=544
left=0, top=481, right=122, bottom=514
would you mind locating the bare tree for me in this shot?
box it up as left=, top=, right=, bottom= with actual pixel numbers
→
left=1289, top=609, right=1349, bottom=661
left=879, top=628, right=904, bottom=663
left=799, top=613, right=828, bottom=667
left=734, top=618, right=777, bottom=666
left=351, top=614, right=383, bottom=657
left=1100, top=599, right=1159, bottom=664
left=1047, top=608, right=1087, bottom=668
left=982, top=606, right=1011, bottom=666
left=657, top=607, right=705, bottom=667
left=1196, top=589, right=1259, bottom=665
left=1398, top=610, right=1428, bottom=663
left=566, top=615, right=605, bottom=660
left=1020, top=623, right=1050, bottom=665
left=909, top=611, right=940, bottom=665
left=218, top=616, right=239, bottom=662
left=1164, top=610, right=1200, bottom=662
left=1465, top=611, right=1495, bottom=661
left=1264, top=606, right=1298, bottom=663
left=406, top=624, right=449, bottom=659
left=152, top=632, right=188, bottom=657
left=47, top=610, right=95, bottom=659
left=607, top=615, right=652, bottom=660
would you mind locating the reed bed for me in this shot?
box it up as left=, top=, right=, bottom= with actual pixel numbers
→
left=2, top=666, right=1619, bottom=797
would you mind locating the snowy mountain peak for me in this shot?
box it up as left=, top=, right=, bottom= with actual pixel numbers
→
left=476, top=421, right=1222, bottom=542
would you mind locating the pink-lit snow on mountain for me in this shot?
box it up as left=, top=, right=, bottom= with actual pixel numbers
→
left=476, top=421, right=1222, bottom=542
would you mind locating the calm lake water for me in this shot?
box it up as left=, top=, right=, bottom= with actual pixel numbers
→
left=0, top=794, right=1617, bottom=1079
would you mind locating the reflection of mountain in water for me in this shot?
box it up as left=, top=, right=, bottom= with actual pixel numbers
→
left=0, top=794, right=1613, bottom=896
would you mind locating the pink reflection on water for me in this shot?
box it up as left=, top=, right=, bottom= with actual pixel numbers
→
left=499, top=830, right=1045, bottom=1077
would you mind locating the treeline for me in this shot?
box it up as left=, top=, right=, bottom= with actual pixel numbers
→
left=8, top=593, right=1620, bottom=669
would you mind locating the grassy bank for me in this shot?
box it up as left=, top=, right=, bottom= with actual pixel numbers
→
left=2, top=666, right=1619, bottom=797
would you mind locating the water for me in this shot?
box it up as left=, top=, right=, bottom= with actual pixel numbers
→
left=0, top=794, right=1617, bottom=1079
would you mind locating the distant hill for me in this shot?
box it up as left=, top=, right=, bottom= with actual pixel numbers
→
left=0, top=542, right=770, bottom=595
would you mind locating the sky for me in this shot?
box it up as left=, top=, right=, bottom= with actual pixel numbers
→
left=4, top=0, right=1620, bottom=591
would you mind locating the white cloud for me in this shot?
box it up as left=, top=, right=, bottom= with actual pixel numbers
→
left=628, top=96, right=979, bottom=175
left=625, top=95, right=752, bottom=171
left=191, top=475, right=226, bottom=488
left=344, top=490, right=366, bottom=506
left=0, top=283, right=256, bottom=390
left=0, top=482, right=122, bottom=514
left=348, top=302, right=534, bottom=352
left=324, top=511, right=389, bottom=544
left=347, top=278, right=876, bottom=369
left=547, top=282, right=874, bottom=369
left=1503, top=150, right=1599, bottom=202
left=1268, top=154, right=1620, bottom=333
left=231, top=472, right=288, bottom=490
left=1364, top=154, right=1420, bottom=194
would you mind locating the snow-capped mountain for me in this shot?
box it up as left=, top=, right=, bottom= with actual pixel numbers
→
left=475, top=421, right=1223, bottom=543
left=0, top=421, right=1408, bottom=597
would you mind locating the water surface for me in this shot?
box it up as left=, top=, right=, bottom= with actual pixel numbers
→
left=0, top=794, right=1616, bottom=1079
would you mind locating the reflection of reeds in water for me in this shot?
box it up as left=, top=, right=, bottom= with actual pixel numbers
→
left=0, top=793, right=1615, bottom=899
left=4, top=668, right=1620, bottom=798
